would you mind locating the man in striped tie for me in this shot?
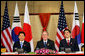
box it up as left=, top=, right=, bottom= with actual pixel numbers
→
left=13, top=31, right=31, bottom=53
left=59, top=29, right=79, bottom=52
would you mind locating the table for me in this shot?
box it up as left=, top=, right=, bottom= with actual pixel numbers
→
left=1, top=54, right=84, bottom=55
left=1, top=51, right=84, bottom=55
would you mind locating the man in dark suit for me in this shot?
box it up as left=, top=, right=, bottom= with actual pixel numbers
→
left=35, top=31, right=56, bottom=51
left=59, top=29, right=79, bottom=52
left=13, top=31, right=31, bottom=53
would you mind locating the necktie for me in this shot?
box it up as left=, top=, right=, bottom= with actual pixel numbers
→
left=20, top=42, right=23, bottom=48
left=67, top=40, right=69, bottom=45
left=44, top=42, right=47, bottom=48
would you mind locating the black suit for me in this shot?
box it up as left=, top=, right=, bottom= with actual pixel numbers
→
left=59, top=38, right=79, bottom=52
left=35, top=39, right=56, bottom=51
left=13, top=41, right=31, bottom=53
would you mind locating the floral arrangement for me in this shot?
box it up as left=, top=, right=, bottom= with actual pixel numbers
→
left=35, top=48, right=57, bottom=54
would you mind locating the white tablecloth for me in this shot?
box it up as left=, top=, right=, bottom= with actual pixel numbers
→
left=1, top=51, right=84, bottom=54
left=57, top=51, right=84, bottom=54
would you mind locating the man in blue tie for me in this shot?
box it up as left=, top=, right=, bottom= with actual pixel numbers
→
left=35, top=31, right=56, bottom=51
left=13, top=31, right=31, bottom=53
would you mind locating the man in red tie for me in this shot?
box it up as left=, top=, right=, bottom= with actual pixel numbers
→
left=59, top=29, right=79, bottom=52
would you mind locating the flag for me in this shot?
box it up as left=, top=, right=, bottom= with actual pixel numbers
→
left=23, top=1, right=34, bottom=52
left=81, top=13, right=84, bottom=45
left=71, top=1, right=81, bottom=51
left=11, top=2, right=22, bottom=43
left=55, top=1, right=68, bottom=51
left=1, top=1, right=13, bottom=52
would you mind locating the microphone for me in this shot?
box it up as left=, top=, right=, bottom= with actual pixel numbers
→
left=14, top=48, right=18, bottom=52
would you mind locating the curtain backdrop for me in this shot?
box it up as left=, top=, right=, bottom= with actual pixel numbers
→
left=39, top=13, right=50, bottom=31
left=39, top=13, right=50, bottom=39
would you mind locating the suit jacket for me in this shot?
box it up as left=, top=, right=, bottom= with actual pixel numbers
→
left=13, top=41, right=31, bottom=53
left=59, top=38, right=79, bottom=52
left=35, top=39, right=56, bottom=51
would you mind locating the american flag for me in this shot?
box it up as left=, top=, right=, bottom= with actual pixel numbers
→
left=55, top=1, right=68, bottom=51
left=1, top=2, right=13, bottom=52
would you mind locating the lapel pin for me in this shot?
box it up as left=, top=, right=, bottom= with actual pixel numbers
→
left=47, top=43, right=49, bottom=46
left=71, top=42, right=72, bottom=44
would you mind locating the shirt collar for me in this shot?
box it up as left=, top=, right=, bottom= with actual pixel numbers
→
left=20, top=40, right=24, bottom=43
left=66, top=38, right=71, bottom=42
left=43, top=39, right=48, bottom=43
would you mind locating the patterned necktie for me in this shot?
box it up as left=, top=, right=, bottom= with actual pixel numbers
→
left=67, top=40, right=69, bottom=45
left=44, top=42, right=47, bottom=48
left=20, top=42, right=23, bottom=48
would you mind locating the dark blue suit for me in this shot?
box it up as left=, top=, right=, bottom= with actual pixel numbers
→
left=35, top=39, right=56, bottom=51
left=13, top=41, right=31, bottom=53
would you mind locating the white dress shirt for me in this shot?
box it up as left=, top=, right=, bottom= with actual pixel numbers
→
left=43, top=40, right=48, bottom=44
left=20, top=40, right=24, bottom=45
left=66, top=38, right=71, bottom=43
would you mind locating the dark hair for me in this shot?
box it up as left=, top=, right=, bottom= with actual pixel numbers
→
left=18, top=31, right=25, bottom=36
left=64, top=29, right=71, bottom=34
